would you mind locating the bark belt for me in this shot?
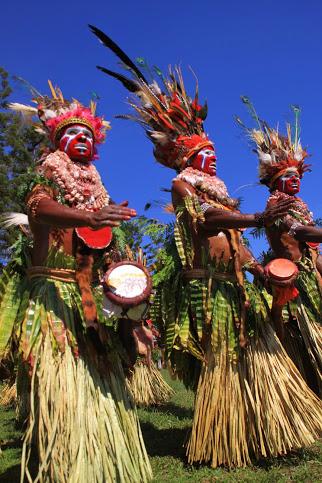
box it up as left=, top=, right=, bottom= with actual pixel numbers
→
left=182, top=269, right=237, bottom=282
left=27, top=266, right=77, bottom=283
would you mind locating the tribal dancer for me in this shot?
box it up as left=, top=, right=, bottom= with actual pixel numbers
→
left=90, top=26, right=322, bottom=468
left=0, top=83, right=152, bottom=482
left=239, top=101, right=322, bottom=395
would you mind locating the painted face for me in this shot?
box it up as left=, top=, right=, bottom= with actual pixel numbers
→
left=191, top=147, right=217, bottom=176
left=275, top=170, right=301, bottom=195
left=58, top=124, right=94, bottom=162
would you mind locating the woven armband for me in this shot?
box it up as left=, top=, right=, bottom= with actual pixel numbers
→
left=288, top=221, right=302, bottom=237
left=200, top=202, right=212, bottom=214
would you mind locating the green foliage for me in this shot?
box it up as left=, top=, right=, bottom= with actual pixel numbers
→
left=7, top=232, right=33, bottom=272
left=258, top=248, right=275, bottom=266
left=249, top=226, right=266, bottom=240
left=0, top=67, right=44, bottom=263
left=16, top=170, right=66, bottom=206
left=112, top=215, right=180, bottom=289
left=113, top=216, right=174, bottom=264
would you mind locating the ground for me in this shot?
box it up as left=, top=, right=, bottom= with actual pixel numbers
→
left=0, top=372, right=321, bottom=482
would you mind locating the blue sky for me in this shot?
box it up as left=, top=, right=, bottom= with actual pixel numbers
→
left=2, top=0, right=322, bottom=257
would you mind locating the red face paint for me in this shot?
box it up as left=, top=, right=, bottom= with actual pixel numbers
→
left=275, top=171, right=301, bottom=195
left=58, top=124, right=94, bottom=162
left=191, top=148, right=217, bottom=176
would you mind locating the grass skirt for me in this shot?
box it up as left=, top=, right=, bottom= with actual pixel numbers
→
left=187, top=322, right=322, bottom=467
left=168, top=277, right=322, bottom=467
left=0, top=253, right=152, bottom=482
left=283, top=260, right=322, bottom=395
left=128, top=360, right=174, bottom=407
left=21, top=334, right=152, bottom=483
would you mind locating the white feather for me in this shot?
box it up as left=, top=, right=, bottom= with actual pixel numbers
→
left=294, top=143, right=304, bottom=161
left=150, top=131, right=168, bottom=145
left=8, top=103, right=38, bottom=115
left=150, top=80, right=161, bottom=96
left=257, top=149, right=272, bottom=163
left=43, top=109, right=57, bottom=119
left=34, top=127, right=47, bottom=135
left=1, top=212, right=29, bottom=228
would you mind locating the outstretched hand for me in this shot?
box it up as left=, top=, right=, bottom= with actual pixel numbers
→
left=262, top=198, right=295, bottom=227
left=89, top=201, right=136, bottom=228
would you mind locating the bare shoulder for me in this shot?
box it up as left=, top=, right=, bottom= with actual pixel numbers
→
left=172, top=179, right=196, bottom=198
left=172, top=179, right=196, bottom=209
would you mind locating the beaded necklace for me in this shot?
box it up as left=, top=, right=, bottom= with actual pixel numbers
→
left=268, top=190, right=314, bottom=226
left=40, top=150, right=110, bottom=211
left=174, top=167, right=238, bottom=209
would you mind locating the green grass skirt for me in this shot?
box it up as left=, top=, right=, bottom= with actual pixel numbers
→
left=283, top=259, right=322, bottom=395
left=162, top=275, right=322, bottom=467
left=0, top=252, right=152, bottom=482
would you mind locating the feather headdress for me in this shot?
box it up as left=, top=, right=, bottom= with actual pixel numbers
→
left=9, top=80, right=110, bottom=144
left=89, top=25, right=214, bottom=171
left=237, top=98, right=310, bottom=188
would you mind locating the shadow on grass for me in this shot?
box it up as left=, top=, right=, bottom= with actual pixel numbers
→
left=144, top=402, right=193, bottom=420
left=253, top=444, right=321, bottom=470
left=0, top=446, right=38, bottom=483
left=140, top=420, right=189, bottom=458
left=140, top=418, right=320, bottom=472
left=0, top=437, right=22, bottom=450
left=0, top=463, right=21, bottom=483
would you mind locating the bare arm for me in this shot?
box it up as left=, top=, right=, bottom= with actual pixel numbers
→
left=292, top=225, right=322, bottom=243
left=267, top=196, right=322, bottom=243
left=172, top=179, right=295, bottom=232
left=240, top=244, right=265, bottom=279
left=27, top=186, right=136, bottom=229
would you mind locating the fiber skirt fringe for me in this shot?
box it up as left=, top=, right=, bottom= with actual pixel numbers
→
left=284, top=261, right=322, bottom=395
left=0, top=252, right=152, bottom=482
left=128, top=360, right=174, bottom=407
left=186, top=314, right=322, bottom=468
left=166, top=277, right=322, bottom=467
left=21, top=334, right=152, bottom=483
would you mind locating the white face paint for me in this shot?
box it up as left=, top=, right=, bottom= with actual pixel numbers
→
left=191, top=147, right=217, bottom=176
left=278, top=170, right=300, bottom=194
left=59, top=125, right=94, bottom=160
left=199, top=149, right=216, bottom=170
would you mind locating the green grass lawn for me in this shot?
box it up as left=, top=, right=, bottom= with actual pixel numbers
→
left=1, top=372, right=321, bottom=482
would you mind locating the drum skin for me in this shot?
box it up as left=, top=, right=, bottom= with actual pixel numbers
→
left=103, top=261, right=152, bottom=307
left=265, top=258, right=298, bottom=285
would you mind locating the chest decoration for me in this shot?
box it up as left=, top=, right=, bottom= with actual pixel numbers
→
left=41, top=150, right=112, bottom=249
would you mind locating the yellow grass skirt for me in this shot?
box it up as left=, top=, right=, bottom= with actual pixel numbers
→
left=128, top=360, right=174, bottom=407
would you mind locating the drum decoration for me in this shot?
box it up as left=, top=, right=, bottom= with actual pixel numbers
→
left=265, top=258, right=299, bottom=305
left=75, top=226, right=113, bottom=249
left=102, top=261, right=152, bottom=321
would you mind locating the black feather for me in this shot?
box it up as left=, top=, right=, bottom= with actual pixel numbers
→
left=198, top=101, right=208, bottom=121
left=96, top=66, right=140, bottom=93
left=89, top=25, right=148, bottom=83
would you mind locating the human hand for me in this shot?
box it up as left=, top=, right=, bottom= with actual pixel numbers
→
left=260, top=198, right=295, bottom=227
left=89, top=201, right=136, bottom=228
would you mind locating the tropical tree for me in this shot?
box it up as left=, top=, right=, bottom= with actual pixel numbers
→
left=0, top=67, right=43, bottom=264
